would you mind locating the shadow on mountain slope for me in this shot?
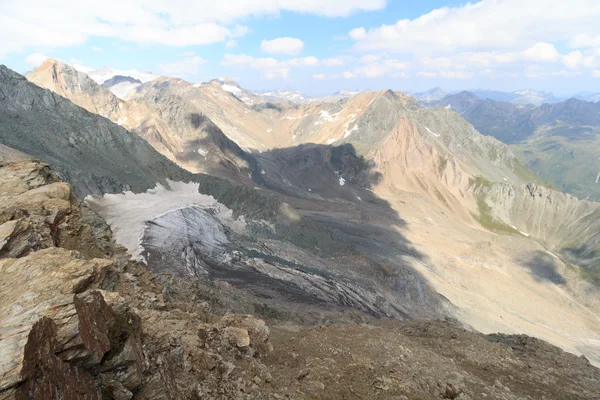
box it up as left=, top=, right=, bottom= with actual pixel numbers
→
left=519, top=251, right=566, bottom=285
left=141, top=142, right=447, bottom=322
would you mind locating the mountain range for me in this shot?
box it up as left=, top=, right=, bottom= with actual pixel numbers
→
left=428, top=91, right=600, bottom=200
left=2, top=59, right=600, bottom=397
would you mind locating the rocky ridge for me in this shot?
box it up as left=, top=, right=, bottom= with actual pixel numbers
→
left=0, top=64, right=193, bottom=197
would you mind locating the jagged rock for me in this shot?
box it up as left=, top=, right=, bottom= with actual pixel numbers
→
left=223, top=327, right=251, bottom=348
left=218, top=315, right=272, bottom=355
left=0, top=161, right=115, bottom=258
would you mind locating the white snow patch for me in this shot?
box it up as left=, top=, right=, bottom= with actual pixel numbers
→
left=87, top=67, right=158, bottom=84
left=339, top=176, right=346, bottom=186
left=85, top=181, right=245, bottom=261
left=308, top=188, right=312, bottom=192
left=425, top=127, right=440, bottom=138
left=266, top=128, right=272, bottom=133
left=512, top=225, right=530, bottom=237
left=344, top=124, right=358, bottom=138
left=107, top=81, right=141, bottom=99
left=327, top=138, right=336, bottom=145
left=261, top=169, right=266, bottom=175
left=221, top=84, right=242, bottom=96
left=314, top=110, right=340, bottom=125
left=197, top=148, right=207, bottom=157
left=356, top=195, right=362, bottom=201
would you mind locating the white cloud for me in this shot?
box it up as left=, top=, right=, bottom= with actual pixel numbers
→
left=570, top=34, right=600, bottom=48
left=24, top=52, right=50, bottom=67
left=342, top=71, right=356, bottom=79
left=354, top=63, right=386, bottom=78
left=521, top=42, right=560, bottom=62
left=350, top=0, right=600, bottom=56
left=349, top=27, right=366, bottom=40
left=261, top=37, right=304, bottom=55
left=222, top=54, right=289, bottom=79
left=562, top=50, right=597, bottom=69
left=225, top=39, right=238, bottom=48
left=287, top=56, right=319, bottom=66
left=359, top=55, right=380, bottom=64
left=323, top=56, right=352, bottom=66
left=417, top=71, right=437, bottom=79
left=91, top=46, right=103, bottom=52
left=0, top=0, right=386, bottom=56
left=417, top=70, right=472, bottom=79
left=593, top=70, right=600, bottom=78
left=350, top=56, right=409, bottom=78
left=313, top=73, right=326, bottom=80
left=158, top=56, right=207, bottom=77
left=417, top=43, right=561, bottom=73
left=221, top=54, right=326, bottom=78
left=563, top=51, right=584, bottom=69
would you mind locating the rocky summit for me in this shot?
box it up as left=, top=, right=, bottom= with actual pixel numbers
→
left=1, top=160, right=600, bottom=400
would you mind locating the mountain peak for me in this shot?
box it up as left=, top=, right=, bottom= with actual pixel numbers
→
left=87, top=67, right=159, bottom=85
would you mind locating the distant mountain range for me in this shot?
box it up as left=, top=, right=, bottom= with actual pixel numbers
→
left=427, top=91, right=600, bottom=200
left=37, top=61, right=600, bottom=201
left=415, top=88, right=600, bottom=106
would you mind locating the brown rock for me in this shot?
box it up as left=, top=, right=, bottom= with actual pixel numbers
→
left=223, top=327, right=251, bottom=348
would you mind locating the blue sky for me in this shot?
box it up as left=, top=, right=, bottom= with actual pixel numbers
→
left=2, top=0, right=600, bottom=96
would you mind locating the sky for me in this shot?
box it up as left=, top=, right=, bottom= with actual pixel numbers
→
left=2, top=0, right=600, bottom=96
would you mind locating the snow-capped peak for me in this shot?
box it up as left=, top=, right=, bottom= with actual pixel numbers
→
left=87, top=67, right=159, bottom=85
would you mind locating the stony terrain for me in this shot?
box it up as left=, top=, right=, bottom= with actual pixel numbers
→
left=2, top=160, right=600, bottom=400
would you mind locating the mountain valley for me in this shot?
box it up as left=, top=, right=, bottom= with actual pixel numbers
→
left=2, top=60, right=600, bottom=399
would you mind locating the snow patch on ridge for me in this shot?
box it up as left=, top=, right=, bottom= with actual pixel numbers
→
left=425, top=127, right=440, bottom=138
left=222, top=84, right=242, bottom=96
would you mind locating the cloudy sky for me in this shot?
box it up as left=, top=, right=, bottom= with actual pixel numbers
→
left=2, top=0, right=600, bottom=96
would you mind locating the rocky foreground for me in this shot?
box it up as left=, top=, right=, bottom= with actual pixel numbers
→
left=1, top=160, right=599, bottom=400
